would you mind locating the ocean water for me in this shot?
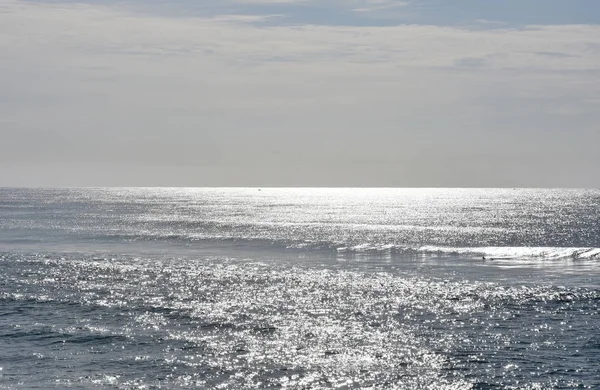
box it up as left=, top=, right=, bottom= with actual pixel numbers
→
left=1, top=188, right=599, bottom=389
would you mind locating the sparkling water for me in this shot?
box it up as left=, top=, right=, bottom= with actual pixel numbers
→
left=1, top=188, right=599, bottom=389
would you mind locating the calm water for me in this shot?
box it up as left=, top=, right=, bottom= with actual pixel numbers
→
left=1, top=188, right=599, bottom=389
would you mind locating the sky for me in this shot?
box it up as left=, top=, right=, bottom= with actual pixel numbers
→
left=0, top=0, right=599, bottom=187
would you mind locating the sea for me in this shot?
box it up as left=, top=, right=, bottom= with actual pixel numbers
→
left=1, top=188, right=599, bottom=389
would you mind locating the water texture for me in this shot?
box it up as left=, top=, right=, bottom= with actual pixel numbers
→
left=0, top=188, right=599, bottom=389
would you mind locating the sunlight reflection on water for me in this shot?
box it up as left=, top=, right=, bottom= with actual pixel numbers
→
left=1, top=188, right=599, bottom=388
left=1, top=251, right=599, bottom=389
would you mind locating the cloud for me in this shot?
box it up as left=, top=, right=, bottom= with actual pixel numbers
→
left=0, top=0, right=599, bottom=186
left=353, top=0, right=409, bottom=13
left=2, top=0, right=598, bottom=71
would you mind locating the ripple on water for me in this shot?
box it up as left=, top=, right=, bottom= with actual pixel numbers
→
left=0, top=252, right=599, bottom=389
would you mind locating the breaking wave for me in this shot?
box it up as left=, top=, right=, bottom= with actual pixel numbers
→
left=336, top=244, right=600, bottom=260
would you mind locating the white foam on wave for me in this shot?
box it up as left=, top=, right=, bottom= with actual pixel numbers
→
left=333, top=243, right=600, bottom=260
left=336, top=243, right=398, bottom=252
left=418, top=246, right=600, bottom=260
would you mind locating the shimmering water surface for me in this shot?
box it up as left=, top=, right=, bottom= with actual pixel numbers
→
left=1, top=188, right=599, bottom=389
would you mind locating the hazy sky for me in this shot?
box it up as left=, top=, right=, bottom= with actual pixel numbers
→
left=1, top=0, right=599, bottom=187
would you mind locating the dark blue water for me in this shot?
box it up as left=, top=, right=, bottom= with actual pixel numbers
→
left=1, top=188, right=599, bottom=389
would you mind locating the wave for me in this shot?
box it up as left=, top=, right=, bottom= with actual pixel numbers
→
left=336, top=244, right=600, bottom=260
left=416, top=246, right=600, bottom=260
left=3, top=228, right=600, bottom=261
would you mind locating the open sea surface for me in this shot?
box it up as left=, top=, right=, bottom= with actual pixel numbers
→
left=1, top=188, right=599, bottom=389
